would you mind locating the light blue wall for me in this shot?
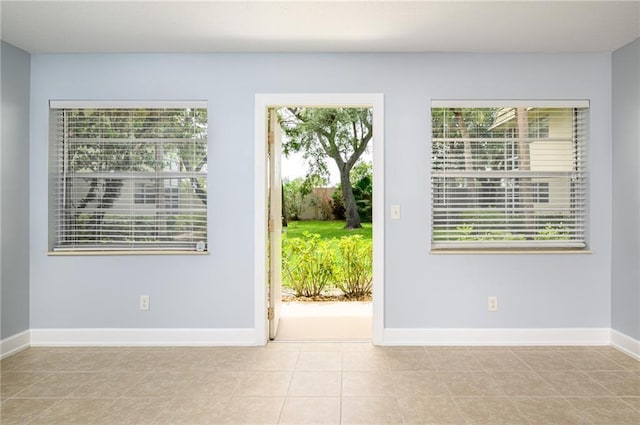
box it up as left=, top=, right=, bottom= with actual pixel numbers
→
left=1, top=42, right=31, bottom=339
left=29, top=52, right=612, bottom=330
left=612, top=38, right=640, bottom=340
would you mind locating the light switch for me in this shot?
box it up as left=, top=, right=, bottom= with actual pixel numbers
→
left=391, top=204, right=401, bottom=220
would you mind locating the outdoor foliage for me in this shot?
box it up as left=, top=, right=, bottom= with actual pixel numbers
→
left=331, top=190, right=346, bottom=220
left=282, top=230, right=373, bottom=298
left=334, top=235, right=373, bottom=298
left=283, top=175, right=330, bottom=221
left=65, top=108, right=207, bottom=211
left=351, top=162, right=373, bottom=223
left=534, top=223, right=570, bottom=240
left=282, top=232, right=336, bottom=297
left=308, top=192, right=334, bottom=221
left=433, top=209, right=573, bottom=242
left=331, top=161, right=373, bottom=222
left=283, top=178, right=306, bottom=221
left=279, top=107, right=372, bottom=229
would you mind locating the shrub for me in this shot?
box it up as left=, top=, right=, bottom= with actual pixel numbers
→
left=455, top=224, right=475, bottom=240
left=334, top=235, right=373, bottom=298
left=352, top=175, right=372, bottom=223
left=283, top=178, right=306, bottom=221
left=331, top=163, right=373, bottom=223
left=282, top=232, right=335, bottom=297
left=282, top=232, right=373, bottom=299
left=350, top=161, right=373, bottom=222
left=331, top=190, right=346, bottom=220
left=534, top=223, right=570, bottom=240
left=454, top=224, right=525, bottom=241
left=478, top=230, right=526, bottom=241
left=308, top=191, right=334, bottom=221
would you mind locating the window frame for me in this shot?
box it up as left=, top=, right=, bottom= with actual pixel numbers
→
left=430, top=100, right=589, bottom=252
left=48, top=100, right=209, bottom=255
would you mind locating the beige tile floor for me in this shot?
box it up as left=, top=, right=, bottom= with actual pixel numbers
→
left=1, top=344, right=638, bottom=424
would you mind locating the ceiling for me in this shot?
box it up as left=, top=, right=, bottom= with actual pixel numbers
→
left=1, top=1, right=639, bottom=54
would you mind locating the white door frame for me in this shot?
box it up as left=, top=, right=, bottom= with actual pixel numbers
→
left=254, top=93, right=385, bottom=345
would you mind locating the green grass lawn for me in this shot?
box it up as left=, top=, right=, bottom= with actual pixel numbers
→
left=284, top=220, right=372, bottom=240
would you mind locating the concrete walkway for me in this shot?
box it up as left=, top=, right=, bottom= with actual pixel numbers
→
left=275, top=301, right=372, bottom=341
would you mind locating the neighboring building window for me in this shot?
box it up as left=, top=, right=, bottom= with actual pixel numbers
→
left=532, top=182, right=550, bottom=204
left=431, top=101, right=588, bottom=250
left=134, top=183, right=157, bottom=204
left=49, top=101, right=208, bottom=253
left=529, top=114, right=550, bottom=139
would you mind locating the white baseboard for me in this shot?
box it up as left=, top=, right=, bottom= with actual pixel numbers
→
left=10, top=327, right=625, bottom=349
left=383, top=327, right=611, bottom=346
left=1, top=330, right=31, bottom=359
left=610, top=329, right=640, bottom=360
left=30, top=328, right=258, bottom=347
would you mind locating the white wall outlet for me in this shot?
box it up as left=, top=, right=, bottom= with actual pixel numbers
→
left=391, top=204, right=401, bottom=220
left=488, top=296, right=498, bottom=312
left=139, top=295, right=150, bottom=311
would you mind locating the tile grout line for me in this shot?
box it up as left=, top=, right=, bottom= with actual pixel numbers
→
left=339, top=352, right=343, bottom=425
left=276, top=349, right=299, bottom=425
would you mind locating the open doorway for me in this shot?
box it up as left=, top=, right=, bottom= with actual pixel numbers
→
left=276, top=106, right=373, bottom=341
left=254, top=94, right=384, bottom=345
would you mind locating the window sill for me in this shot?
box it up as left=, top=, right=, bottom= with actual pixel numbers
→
left=48, top=250, right=209, bottom=256
left=430, top=249, right=592, bottom=255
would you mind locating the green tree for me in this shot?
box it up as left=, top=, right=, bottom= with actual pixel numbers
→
left=349, top=161, right=372, bottom=186
left=64, top=108, right=207, bottom=238
left=283, top=177, right=305, bottom=221
left=283, top=174, right=329, bottom=221
left=279, top=107, right=372, bottom=229
left=352, top=172, right=373, bottom=223
left=332, top=161, right=373, bottom=222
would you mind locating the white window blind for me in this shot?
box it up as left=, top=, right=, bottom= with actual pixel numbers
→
left=431, top=104, right=588, bottom=250
left=50, top=104, right=208, bottom=252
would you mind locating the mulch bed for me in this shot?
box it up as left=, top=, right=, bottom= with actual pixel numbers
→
left=281, top=287, right=372, bottom=302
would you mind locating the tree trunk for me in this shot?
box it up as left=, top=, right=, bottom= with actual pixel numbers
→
left=516, top=107, right=534, bottom=238
left=155, top=144, right=167, bottom=240
left=181, top=156, right=208, bottom=206
left=94, top=178, right=123, bottom=228
left=453, top=109, right=474, bottom=172
left=340, top=165, right=362, bottom=229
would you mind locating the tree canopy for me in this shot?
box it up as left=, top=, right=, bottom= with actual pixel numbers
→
left=59, top=107, right=207, bottom=247
left=279, top=107, right=373, bottom=229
